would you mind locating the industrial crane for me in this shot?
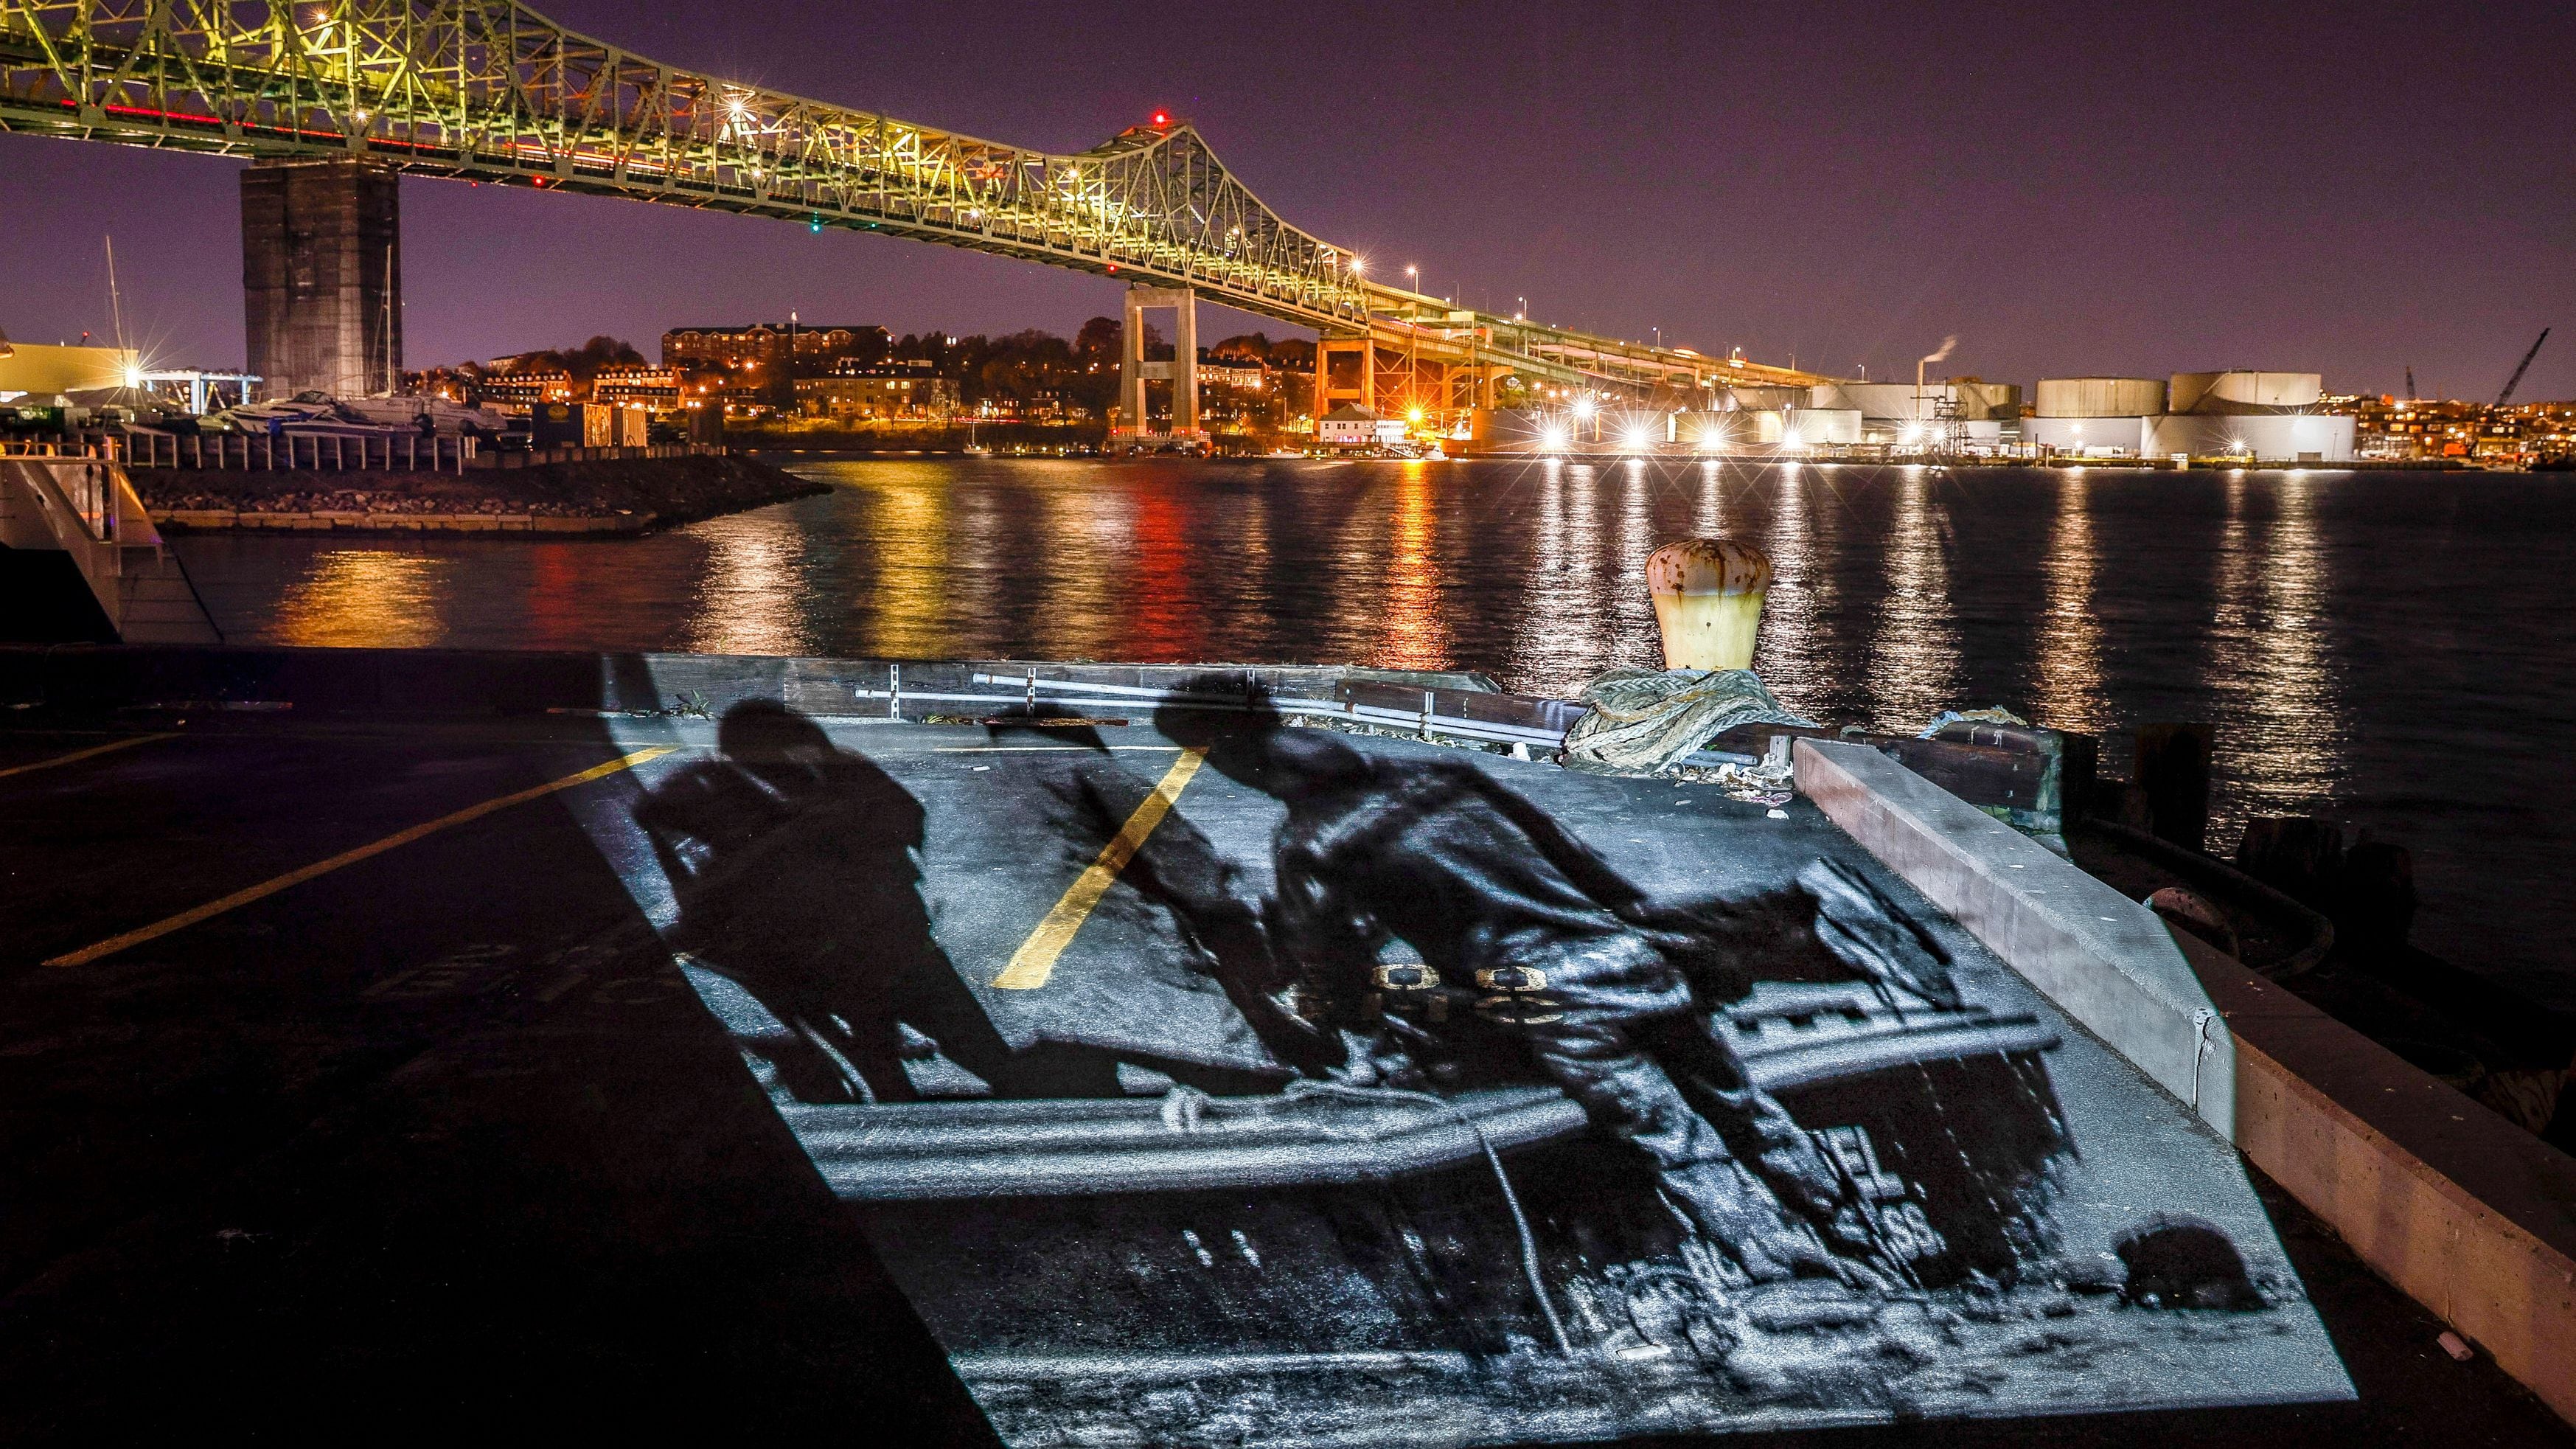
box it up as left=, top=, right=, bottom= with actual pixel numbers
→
left=2496, top=329, right=2549, bottom=407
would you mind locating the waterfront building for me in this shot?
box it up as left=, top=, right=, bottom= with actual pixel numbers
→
left=796, top=359, right=959, bottom=420
left=592, top=365, right=682, bottom=409
left=472, top=368, right=575, bottom=406
left=663, top=323, right=885, bottom=374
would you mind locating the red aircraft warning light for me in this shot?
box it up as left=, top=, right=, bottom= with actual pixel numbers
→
left=1151, top=111, right=1169, bottom=126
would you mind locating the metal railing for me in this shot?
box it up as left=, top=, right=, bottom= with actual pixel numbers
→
left=124, top=429, right=470, bottom=474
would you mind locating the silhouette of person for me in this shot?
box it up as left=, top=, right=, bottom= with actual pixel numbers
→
left=633, top=701, right=1020, bottom=1103
left=1152, top=680, right=1952, bottom=1285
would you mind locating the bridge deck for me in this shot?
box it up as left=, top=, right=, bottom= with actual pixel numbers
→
left=0, top=703, right=2566, bottom=1444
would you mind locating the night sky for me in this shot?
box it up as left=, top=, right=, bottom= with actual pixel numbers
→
left=2, top=0, right=2569, bottom=401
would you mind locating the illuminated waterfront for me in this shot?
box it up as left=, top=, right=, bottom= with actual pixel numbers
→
left=174, top=457, right=2576, bottom=1003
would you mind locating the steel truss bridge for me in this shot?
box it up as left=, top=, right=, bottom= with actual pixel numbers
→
left=0, top=0, right=1824, bottom=403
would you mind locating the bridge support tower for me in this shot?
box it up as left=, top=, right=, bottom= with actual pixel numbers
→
left=1314, top=334, right=1375, bottom=419
left=241, top=157, right=403, bottom=400
left=1117, top=283, right=1200, bottom=449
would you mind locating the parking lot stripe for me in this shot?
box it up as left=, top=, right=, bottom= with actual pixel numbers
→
left=992, top=748, right=1205, bottom=990
left=0, top=734, right=175, bottom=781
left=43, top=748, right=675, bottom=969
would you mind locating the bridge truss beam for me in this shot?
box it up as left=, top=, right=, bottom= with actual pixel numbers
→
left=0, top=1, right=1830, bottom=401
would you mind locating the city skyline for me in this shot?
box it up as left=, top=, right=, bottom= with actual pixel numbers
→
left=1, top=0, right=2571, bottom=400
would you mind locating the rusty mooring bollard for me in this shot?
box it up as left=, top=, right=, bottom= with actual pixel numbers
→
left=1646, top=538, right=1772, bottom=671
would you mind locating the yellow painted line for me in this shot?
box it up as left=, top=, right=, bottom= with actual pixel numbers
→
left=932, top=745, right=1183, bottom=754
left=0, top=733, right=174, bottom=780
left=44, top=748, right=675, bottom=969
left=992, top=748, right=1205, bottom=990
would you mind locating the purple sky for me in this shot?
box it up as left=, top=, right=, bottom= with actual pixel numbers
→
left=4, top=0, right=2571, bottom=401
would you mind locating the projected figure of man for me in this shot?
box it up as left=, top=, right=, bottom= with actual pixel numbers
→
left=1154, top=685, right=1953, bottom=1286
left=635, top=701, right=1021, bottom=1103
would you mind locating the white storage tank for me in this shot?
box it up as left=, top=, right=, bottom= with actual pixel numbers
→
left=2023, top=416, right=2148, bottom=455
left=1952, top=380, right=2022, bottom=421
left=2036, top=377, right=2168, bottom=418
left=2144, top=413, right=2355, bottom=462
left=2168, top=371, right=2325, bottom=414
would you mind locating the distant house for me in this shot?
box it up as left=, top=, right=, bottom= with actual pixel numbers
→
left=1317, top=403, right=1382, bottom=448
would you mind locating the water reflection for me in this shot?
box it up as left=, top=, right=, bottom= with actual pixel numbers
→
left=1508, top=462, right=1620, bottom=686
left=271, top=550, right=449, bottom=647
left=181, top=459, right=2572, bottom=998
left=2030, top=473, right=2108, bottom=733
left=2210, top=471, right=2342, bottom=816
left=1755, top=465, right=1820, bottom=713
left=1692, top=462, right=1725, bottom=538
left=1864, top=468, right=1963, bottom=732
left=684, top=512, right=813, bottom=656
left=1376, top=463, right=1450, bottom=669
left=865, top=469, right=955, bottom=659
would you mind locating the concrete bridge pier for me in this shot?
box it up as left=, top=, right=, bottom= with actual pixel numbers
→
left=1118, top=283, right=1199, bottom=446
left=1313, top=334, right=1374, bottom=418
left=241, top=157, right=403, bottom=400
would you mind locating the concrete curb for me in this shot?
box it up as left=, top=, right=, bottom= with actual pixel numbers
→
left=2178, top=931, right=2576, bottom=1427
left=1798, top=735, right=2576, bottom=1428
left=1794, top=737, right=2234, bottom=1137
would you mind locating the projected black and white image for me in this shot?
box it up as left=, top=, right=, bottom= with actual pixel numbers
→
left=578, top=681, right=2348, bottom=1447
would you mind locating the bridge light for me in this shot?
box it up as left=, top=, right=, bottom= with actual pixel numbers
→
left=810, top=214, right=824, bottom=232
left=1407, top=406, right=1424, bottom=425
left=1348, top=256, right=1366, bottom=275
left=1151, top=111, right=1169, bottom=126
left=1623, top=422, right=1655, bottom=450
left=1572, top=395, right=1595, bottom=420
left=1539, top=423, right=1570, bottom=451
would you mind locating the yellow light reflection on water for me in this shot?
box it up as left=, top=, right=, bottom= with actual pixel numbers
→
left=1031, top=468, right=1134, bottom=661
left=685, top=512, right=813, bottom=656
left=1376, top=462, right=1450, bottom=669
left=866, top=467, right=958, bottom=659
left=272, top=550, right=448, bottom=648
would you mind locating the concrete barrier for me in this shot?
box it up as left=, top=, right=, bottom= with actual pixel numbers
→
left=1795, top=738, right=2232, bottom=1136
left=1797, top=735, right=2576, bottom=1427
left=2181, top=932, right=2576, bottom=1426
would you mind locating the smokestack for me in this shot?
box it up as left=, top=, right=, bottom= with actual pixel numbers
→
left=1916, top=335, right=1958, bottom=420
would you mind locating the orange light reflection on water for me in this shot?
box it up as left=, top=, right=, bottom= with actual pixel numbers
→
left=1375, top=462, right=1451, bottom=670
left=272, top=550, right=448, bottom=648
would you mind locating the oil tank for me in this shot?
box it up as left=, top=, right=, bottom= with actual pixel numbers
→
left=2143, top=413, right=2355, bottom=462
left=2036, top=378, right=2167, bottom=417
left=1952, top=380, right=2022, bottom=421
left=2168, top=372, right=2324, bottom=414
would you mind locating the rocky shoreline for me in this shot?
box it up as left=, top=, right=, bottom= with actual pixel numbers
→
left=132, top=453, right=829, bottom=535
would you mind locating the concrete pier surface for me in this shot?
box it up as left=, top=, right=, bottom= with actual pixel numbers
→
left=0, top=646, right=2567, bottom=1444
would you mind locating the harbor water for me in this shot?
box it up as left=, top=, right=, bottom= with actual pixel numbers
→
left=172, top=458, right=2576, bottom=1007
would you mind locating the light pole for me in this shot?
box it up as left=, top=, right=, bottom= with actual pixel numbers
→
left=1404, top=265, right=1422, bottom=425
